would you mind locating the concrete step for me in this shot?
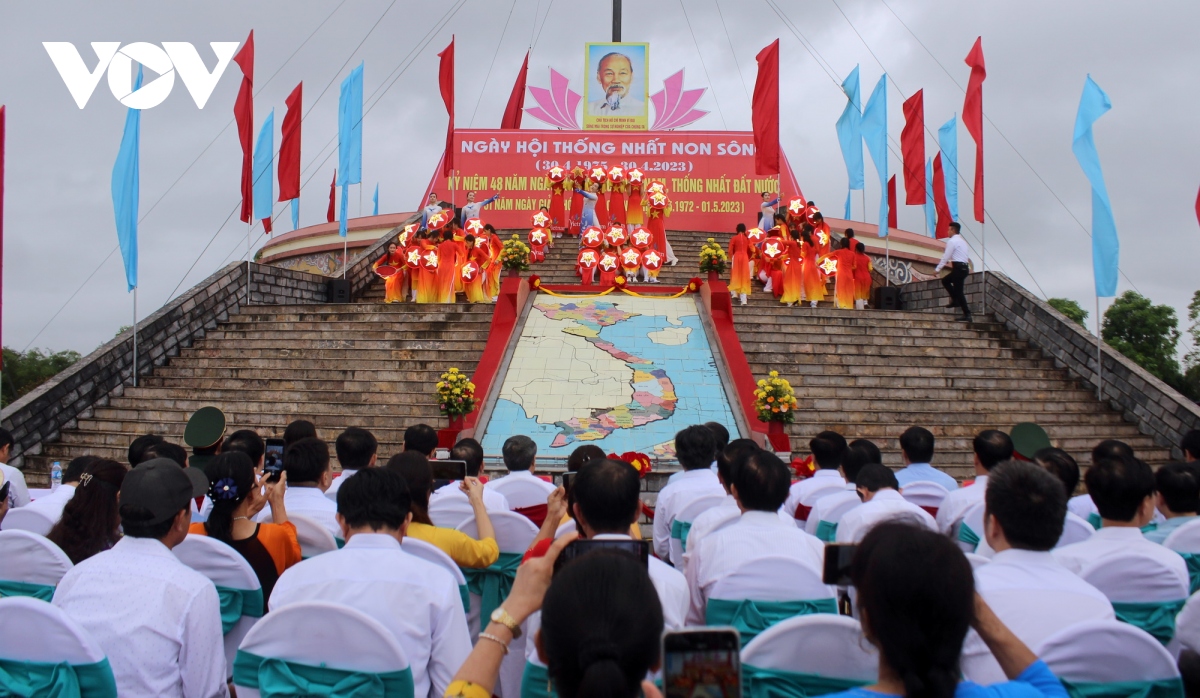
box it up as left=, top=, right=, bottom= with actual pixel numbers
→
left=168, top=354, right=483, bottom=368
left=787, top=386, right=1099, bottom=401
left=791, top=396, right=1107, bottom=412
left=196, top=334, right=493, bottom=349
left=145, top=366, right=474, bottom=382
left=138, top=377, right=459, bottom=392
left=743, top=345, right=1043, bottom=362
left=787, top=410, right=1131, bottom=427
left=789, top=374, right=1076, bottom=390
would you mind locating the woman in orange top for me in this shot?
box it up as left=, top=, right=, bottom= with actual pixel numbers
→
left=462, top=235, right=491, bottom=304
left=727, top=224, right=752, bottom=305
left=779, top=228, right=805, bottom=306
left=189, top=451, right=301, bottom=609
left=820, top=238, right=859, bottom=310
left=853, top=241, right=874, bottom=309
left=435, top=229, right=462, bottom=303
left=374, top=241, right=407, bottom=304
left=800, top=226, right=826, bottom=307
left=413, top=231, right=439, bottom=304
left=598, top=242, right=620, bottom=288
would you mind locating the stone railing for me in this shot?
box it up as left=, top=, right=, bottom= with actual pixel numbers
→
left=901, top=272, right=1200, bottom=458
left=1, top=262, right=330, bottom=468
left=344, top=212, right=423, bottom=300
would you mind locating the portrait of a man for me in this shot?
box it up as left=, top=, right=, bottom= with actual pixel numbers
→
left=583, top=42, right=648, bottom=130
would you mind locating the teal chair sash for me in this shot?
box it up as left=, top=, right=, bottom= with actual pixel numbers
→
left=706, top=598, right=838, bottom=647
left=958, top=522, right=980, bottom=551
left=521, top=660, right=560, bottom=698
left=215, top=585, right=265, bottom=635
left=1112, top=600, right=1187, bottom=645
left=815, top=521, right=837, bottom=543
left=1060, top=677, right=1185, bottom=698
left=461, top=552, right=523, bottom=627
left=0, top=657, right=118, bottom=698
left=1180, top=553, right=1200, bottom=595
left=1088, top=513, right=1102, bottom=530
left=0, top=580, right=55, bottom=602
left=742, top=664, right=868, bottom=698
left=671, top=519, right=694, bottom=553
left=459, top=584, right=471, bottom=614
left=234, top=650, right=414, bottom=698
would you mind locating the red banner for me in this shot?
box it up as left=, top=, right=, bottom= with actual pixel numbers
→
left=423, top=129, right=801, bottom=232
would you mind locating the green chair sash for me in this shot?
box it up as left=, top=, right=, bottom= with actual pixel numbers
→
left=1060, top=677, right=1185, bottom=698
left=0, top=657, right=118, bottom=698
left=742, top=664, right=868, bottom=698
left=521, top=660, right=559, bottom=698
left=671, top=519, right=694, bottom=553
left=705, top=598, right=838, bottom=647
left=1088, top=513, right=1102, bottom=530
left=215, top=586, right=265, bottom=635
left=234, top=650, right=414, bottom=698
left=337, top=537, right=346, bottom=549
left=0, top=580, right=55, bottom=602
left=1180, top=553, right=1200, bottom=595
left=815, top=521, right=837, bottom=543
left=459, top=584, right=471, bottom=614
left=1112, top=599, right=1187, bottom=645
left=957, top=522, right=980, bottom=551
left=461, top=552, right=524, bottom=628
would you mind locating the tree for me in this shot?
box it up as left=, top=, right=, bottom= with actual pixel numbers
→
left=1047, top=298, right=1088, bottom=327
left=1102, top=291, right=1182, bottom=387
left=1, top=347, right=82, bottom=408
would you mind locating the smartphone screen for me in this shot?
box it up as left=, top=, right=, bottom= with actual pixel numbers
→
left=264, top=438, right=285, bottom=482
left=430, top=460, right=468, bottom=481
left=561, top=472, right=574, bottom=493
left=0, top=480, right=10, bottom=506
left=663, top=629, right=742, bottom=698
left=822, top=543, right=857, bottom=586
left=553, top=539, right=649, bottom=575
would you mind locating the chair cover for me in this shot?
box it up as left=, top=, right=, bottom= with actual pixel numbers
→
left=956, top=502, right=987, bottom=554
left=288, top=513, right=339, bottom=558
left=521, top=660, right=558, bottom=698
left=1036, top=619, right=1181, bottom=698
left=899, top=481, right=949, bottom=516
left=814, top=497, right=861, bottom=543
left=793, top=481, right=847, bottom=523
left=487, top=476, right=554, bottom=509
left=234, top=601, right=413, bottom=698
left=1082, top=553, right=1190, bottom=645
left=0, top=596, right=118, bottom=697
left=0, top=506, right=56, bottom=536
left=1060, top=513, right=1096, bottom=548
left=707, top=556, right=835, bottom=646
left=964, top=553, right=991, bottom=570
left=401, top=537, right=470, bottom=611
left=428, top=497, right=476, bottom=530
left=1163, top=519, right=1200, bottom=594
left=1173, top=592, right=1200, bottom=654
left=741, top=614, right=876, bottom=698
left=0, top=530, right=72, bottom=601
left=554, top=519, right=577, bottom=538
left=669, top=495, right=726, bottom=565
left=173, top=534, right=265, bottom=677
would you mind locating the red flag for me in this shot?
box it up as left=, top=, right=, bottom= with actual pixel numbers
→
left=261, top=217, right=272, bottom=234
left=0, top=105, right=5, bottom=372
left=232, top=31, right=254, bottom=224
left=1195, top=184, right=1200, bottom=228
left=933, top=154, right=953, bottom=239
left=278, top=82, right=301, bottom=201
left=501, top=51, right=529, bottom=130
left=327, top=170, right=336, bottom=223
left=887, top=175, right=898, bottom=229
left=963, top=37, right=986, bottom=223
left=752, top=40, right=780, bottom=175
left=438, top=37, right=455, bottom=177
left=901, top=90, right=926, bottom=205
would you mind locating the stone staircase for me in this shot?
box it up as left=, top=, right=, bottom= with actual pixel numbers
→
left=522, top=229, right=712, bottom=286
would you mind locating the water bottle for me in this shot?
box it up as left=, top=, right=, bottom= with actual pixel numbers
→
left=51, top=461, right=62, bottom=492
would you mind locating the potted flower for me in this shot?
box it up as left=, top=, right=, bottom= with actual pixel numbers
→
left=699, top=238, right=728, bottom=283
left=501, top=234, right=531, bottom=275
left=436, top=368, right=477, bottom=431
left=754, top=370, right=796, bottom=453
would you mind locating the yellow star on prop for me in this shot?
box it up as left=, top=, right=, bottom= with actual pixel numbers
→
left=583, top=229, right=602, bottom=246
left=628, top=168, right=643, bottom=183
left=423, top=250, right=439, bottom=266
left=531, top=230, right=547, bottom=244
left=764, top=242, right=781, bottom=258
left=633, top=230, right=652, bottom=246
left=461, top=262, right=478, bottom=280
left=398, top=231, right=409, bottom=246
left=601, top=255, right=617, bottom=270
left=548, top=166, right=565, bottom=179
left=580, top=251, right=597, bottom=265
left=788, top=198, right=806, bottom=215
left=406, top=250, right=421, bottom=266
left=466, top=219, right=484, bottom=233
left=532, top=211, right=551, bottom=227
left=820, top=257, right=839, bottom=275
left=644, top=251, right=661, bottom=266
left=647, top=181, right=665, bottom=194
left=818, top=231, right=829, bottom=246
left=650, top=191, right=668, bottom=207
left=590, top=166, right=607, bottom=181
left=622, top=250, right=641, bottom=266
left=747, top=227, right=765, bottom=240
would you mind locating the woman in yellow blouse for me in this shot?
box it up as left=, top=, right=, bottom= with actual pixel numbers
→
left=386, top=452, right=499, bottom=568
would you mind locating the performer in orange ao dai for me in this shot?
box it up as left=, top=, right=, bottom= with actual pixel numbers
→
left=373, top=241, right=407, bottom=304
left=414, top=231, right=440, bottom=304
left=462, top=235, right=492, bottom=303
left=779, top=228, right=805, bottom=306
left=598, top=242, right=620, bottom=288
left=435, top=229, right=462, bottom=303
left=625, top=168, right=645, bottom=227
left=853, top=240, right=874, bottom=310
left=484, top=224, right=503, bottom=300
left=727, top=223, right=752, bottom=306
left=799, top=226, right=826, bottom=307
left=820, top=237, right=859, bottom=310
left=608, top=166, right=627, bottom=227
left=589, top=166, right=609, bottom=226
left=547, top=166, right=567, bottom=234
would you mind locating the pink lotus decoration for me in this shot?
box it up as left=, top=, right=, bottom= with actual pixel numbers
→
left=525, top=69, right=581, bottom=129
left=650, top=70, right=708, bottom=130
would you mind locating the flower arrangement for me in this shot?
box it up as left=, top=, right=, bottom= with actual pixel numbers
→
left=699, top=238, right=728, bottom=274
left=501, top=234, right=531, bottom=271
left=608, top=451, right=653, bottom=478
left=790, top=455, right=816, bottom=480
left=754, top=370, right=797, bottom=423
left=436, top=368, right=477, bottom=418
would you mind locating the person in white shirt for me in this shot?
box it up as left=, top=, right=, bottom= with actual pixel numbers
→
left=784, top=431, right=848, bottom=522
left=653, top=426, right=724, bottom=564
left=270, top=467, right=471, bottom=698
left=256, top=437, right=341, bottom=541
left=805, top=439, right=880, bottom=538
left=53, top=458, right=227, bottom=698
left=1054, top=457, right=1189, bottom=589
left=429, top=438, right=510, bottom=517
left=687, top=450, right=826, bottom=625
left=485, top=435, right=557, bottom=509
left=894, top=426, right=959, bottom=491
left=937, top=430, right=1013, bottom=535
left=20, top=455, right=94, bottom=529
left=420, top=192, right=445, bottom=231
left=934, top=221, right=972, bottom=321
left=836, top=464, right=937, bottom=543
left=961, top=461, right=1115, bottom=684
left=325, top=427, right=378, bottom=502
left=1146, top=462, right=1200, bottom=544
left=0, top=428, right=30, bottom=508
left=1183, top=430, right=1200, bottom=463
left=1068, top=439, right=1137, bottom=527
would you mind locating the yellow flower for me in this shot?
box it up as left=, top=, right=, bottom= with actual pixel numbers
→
left=757, top=380, right=766, bottom=387
left=449, top=368, right=459, bottom=374
left=769, top=370, right=779, bottom=378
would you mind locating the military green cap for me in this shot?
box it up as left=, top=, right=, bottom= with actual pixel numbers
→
left=1010, top=422, right=1051, bottom=460
left=184, top=406, right=226, bottom=449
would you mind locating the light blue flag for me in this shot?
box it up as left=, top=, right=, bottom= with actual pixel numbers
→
left=253, top=109, right=274, bottom=225
left=1073, top=75, right=1119, bottom=297
left=338, top=62, right=363, bottom=186
left=835, top=65, right=864, bottom=219
left=372, top=183, right=379, bottom=216
left=111, top=66, right=143, bottom=292
left=924, top=158, right=936, bottom=237
left=860, top=73, right=889, bottom=237
left=339, top=183, right=349, bottom=237
left=290, top=198, right=299, bottom=231
left=938, top=115, right=959, bottom=222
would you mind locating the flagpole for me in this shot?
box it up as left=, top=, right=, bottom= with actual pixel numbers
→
left=981, top=217, right=987, bottom=315
left=1095, top=295, right=1102, bottom=401
left=860, top=190, right=866, bottom=223
left=132, top=288, right=138, bottom=388
left=247, top=220, right=251, bottom=258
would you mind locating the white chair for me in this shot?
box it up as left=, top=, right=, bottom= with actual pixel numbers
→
left=401, top=537, right=469, bottom=613
left=955, top=502, right=987, bottom=554
left=26, top=488, right=53, bottom=502
left=899, top=481, right=949, bottom=518
left=1174, top=591, right=1200, bottom=654
left=707, top=556, right=836, bottom=646
left=1163, top=519, right=1200, bottom=595
left=741, top=614, right=877, bottom=696
left=964, top=553, right=991, bottom=570
left=288, top=513, right=338, bottom=558
left=173, top=534, right=264, bottom=678
left=486, top=475, right=554, bottom=509
left=233, top=601, right=412, bottom=698
left=668, top=494, right=727, bottom=568
left=813, top=496, right=861, bottom=543
left=1081, top=552, right=1190, bottom=646
left=0, top=597, right=117, bottom=695
left=0, top=506, right=57, bottom=536
left=1036, top=619, right=1181, bottom=694
left=428, top=496, right=476, bottom=530
left=793, top=480, right=848, bottom=522
left=0, top=530, right=73, bottom=601
left=554, top=519, right=577, bottom=538
left=1059, top=512, right=1096, bottom=548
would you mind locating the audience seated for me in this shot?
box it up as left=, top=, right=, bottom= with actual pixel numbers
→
left=936, top=430, right=1014, bottom=534
left=1182, top=430, right=1200, bottom=463
left=1031, top=447, right=1096, bottom=547
left=386, top=451, right=500, bottom=569
left=11, top=456, right=96, bottom=534
left=429, top=438, right=510, bottom=517
left=221, top=429, right=264, bottom=468
left=257, top=437, right=341, bottom=541
left=836, top=464, right=936, bottom=543
left=0, top=428, right=29, bottom=508
left=187, top=451, right=301, bottom=607
left=404, top=423, right=440, bottom=456
left=784, top=431, right=849, bottom=521
left=806, top=439, right=880, bottom=538
left=894, top=426, right=958, bottom=491
left=325, top=427, right=378, bottom=502
left=45, top=459, right=126, bottom=564
left=1145, top=462, right=1200, bottom=544
left=486, top=435, right=556, bottom=514
left=127, top=433, right=164, bottom=467
left=960, top=461, right=1115, bottom=684
left=653, top=425, right=724, bottom=564
left=1068, top=440, right=1134, bottom=526
left=52, top=458, right=228, bottom=697
left=282, top=419, right=318, bottom=447
left=269, top=467, right=471, bottom=698
left=681, top=439, right=772, bottom=572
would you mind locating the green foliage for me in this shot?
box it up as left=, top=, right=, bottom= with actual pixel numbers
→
left=114, top=325, right=132, bottom=337
left=1047, top=298, right=1088, bottom=327
left=1, top=347, right=82, bottom=408
left=1102, top=291, right=1182, bottom=387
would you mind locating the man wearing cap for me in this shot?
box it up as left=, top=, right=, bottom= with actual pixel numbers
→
left=184, top=406, right=226, bottom=475
left=1010, top=422, right=1051, bottom=462
left=53, top=459, right=228, bottom=698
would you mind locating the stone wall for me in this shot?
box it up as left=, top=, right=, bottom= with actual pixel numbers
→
left=346, top=213, right=422, bottom=300
left=902, top=272, right=1200, bottom=458
left=1, top=262, right=330, bottom=468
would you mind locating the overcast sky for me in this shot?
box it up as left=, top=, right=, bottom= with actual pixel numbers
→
left=1, top=1, right=1198, bottom=356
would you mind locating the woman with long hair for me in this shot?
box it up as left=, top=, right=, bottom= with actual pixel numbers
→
left=47, top=459, right=126, bottom=564
left=799, top=225, right=826, bottom=307
left=188, top=451, right=301, bottom=606
left=384, top=452, right=498, bottom=568
left=780, top=226, right=805, bottom=307
left=374, top=240, right=407, bottom=303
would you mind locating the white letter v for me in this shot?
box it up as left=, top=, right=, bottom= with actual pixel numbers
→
left=43, top=42, right=120, bottom=109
